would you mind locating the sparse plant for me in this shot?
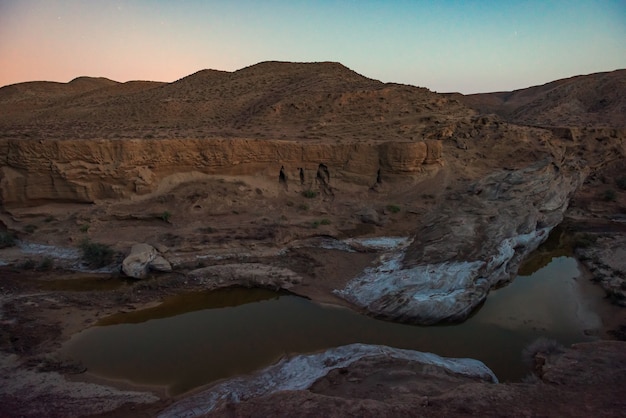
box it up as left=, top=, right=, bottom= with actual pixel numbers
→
left=302, top=189, right=317, bottom=199
left=602, top=189, right=617, bottom=202
left=298, top=203, right=309, bottom=211
left=19, top=259, right=36, bottom=270
left=37, top=257, right=54, bottom=271
left=387, top=204, right=401, bottom=214
left=522, top=337, right=564, bottom=368
left=23, top=224, right=37, bottom=234
left=161, top=211, right=172, bottom=222
left=312, top=220, right=321, bottom=228
left=617, top=176, right=626, bottom=191
left=573, top=233, right=597, bottom=249
left=0, top=231, right=16, bottom=249
left=320, top=218, right=331, bottom=225
left=44, top=215, right=55, bottom=223
left=79, top=224, right=90, bottom=233
left=79, top=239, right=114, bottom=268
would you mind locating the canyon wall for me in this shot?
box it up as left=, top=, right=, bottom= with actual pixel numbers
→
left=0, top=138, right=442, bottom=206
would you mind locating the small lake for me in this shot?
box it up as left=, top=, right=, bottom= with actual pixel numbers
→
left=59, top=254, right=602, bottom=396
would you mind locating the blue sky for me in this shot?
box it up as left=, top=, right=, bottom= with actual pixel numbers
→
left=0, top=0, right=624, bottom=93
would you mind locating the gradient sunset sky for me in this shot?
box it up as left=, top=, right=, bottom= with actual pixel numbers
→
left=1, top=0, right=624, bottom=93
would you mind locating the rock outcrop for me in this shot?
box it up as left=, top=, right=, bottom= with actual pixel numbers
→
left=336, top=159, right=586, bottom=324
left=0, top=138, right=443, bottom=206
left=158, top=343, right=497, bottom=418
left=122, top=243, right=172, bottom=279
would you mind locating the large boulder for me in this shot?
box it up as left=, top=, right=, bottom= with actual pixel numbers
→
left=122, top=243, right=172, bottom=279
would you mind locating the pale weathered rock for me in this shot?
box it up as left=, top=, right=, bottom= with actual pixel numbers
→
left=336, top=159, right=586, bottom=324
left=158, top=343, right=497, bottom=418
left=122, top=243, right=172, bottom=279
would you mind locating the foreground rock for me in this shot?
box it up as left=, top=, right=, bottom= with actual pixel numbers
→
left=198, top=341, right=625, bottom=418
left=0, top=353, right=158, bottom=418
left=122, top=243, right=172, bottom=279
left=576, top=235, right=626, bottom=306
left=336, top=159, right=585, bottom=324
left=158, top=343, right=497, bottom=418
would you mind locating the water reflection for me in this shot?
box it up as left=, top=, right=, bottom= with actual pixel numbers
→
left=60, top=257, right=600, bottom=395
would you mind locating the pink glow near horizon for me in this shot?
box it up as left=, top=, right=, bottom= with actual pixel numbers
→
left=1, top=0, right=624, bottom=93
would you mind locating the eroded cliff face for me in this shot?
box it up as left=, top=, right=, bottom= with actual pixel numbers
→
left=0, top=138, right=442, bottom=206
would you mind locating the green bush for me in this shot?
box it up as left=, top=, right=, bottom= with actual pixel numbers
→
left=19, top=259, right=36, bottom=270
left=44, top=215, right=55, bottom=223
left=161, top=211, right=172, bottom=222
left=387, top=204, right=401, bottom=214
left=79, top=224, right=90, bottom=233
left=302, top=189, right=317, bottom=199
left=617, top=176, right=626, bottom=190
left=0, top=231, right=16, bottom=249
left=320, top=218, right=331, bottom=225
left=573, top=233, right=597, bottom=249
left=23, top=224, right=37, bottom=234
left=602, top=189, right=617, bottom=202
left=79, top=239, right=114, bottom=268
left=298, top=203, right=309, bottom=211
left=37, top=257, right=54, bottom=271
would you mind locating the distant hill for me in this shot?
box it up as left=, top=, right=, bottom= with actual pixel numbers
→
left=0, top=61, right=471, bottom=140
left=0, top=62, right=624, bottom=141
left=453, top=70, right=626, bottom=128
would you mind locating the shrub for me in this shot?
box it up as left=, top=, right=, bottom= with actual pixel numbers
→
left=161, top=211, right=172, bottom=222
left=44, top=215, right=55, bottom=223
left=79, top=224, right=90, bottom=233
left=602, top=189, right=617, bottom=202
left=37, top=257, right=54, bottom=271
left=79, top=239, right=114, bottom=268
left=302, top=189, right=317, bottom=199
left=0, top=231, right=16, bottom=248
left=19, top=259, right=36, bottom=270
left=312, top=220, right=320, bottom=228
left=617, top=176, right=626, bottom=190
left=522, top=337, right=564, bottom=367
left=23, top=224, right=37, bottom=234
left=298, top=203, right=309, bottom=211
left=320, top=218, right=331, bottom=225
left=573, top=233, right=597, bottom=249
left=387, top=204, right=401, bottom=214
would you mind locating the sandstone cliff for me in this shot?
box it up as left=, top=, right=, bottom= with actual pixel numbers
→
left=0, top=137, right=442, bottom=206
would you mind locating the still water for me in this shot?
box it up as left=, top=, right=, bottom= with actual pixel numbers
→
left=60, top=255, right=601, bottom=395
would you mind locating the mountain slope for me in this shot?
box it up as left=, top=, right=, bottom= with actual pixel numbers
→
left=455, top=69, right=626, bottom=127
left=0, top=61, right=472, bottom=141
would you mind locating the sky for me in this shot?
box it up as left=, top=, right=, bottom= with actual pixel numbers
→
left=0, top=0, right=624, bottom=93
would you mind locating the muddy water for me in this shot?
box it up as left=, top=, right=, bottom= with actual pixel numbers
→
left=59, top=250, right=603, bottom=396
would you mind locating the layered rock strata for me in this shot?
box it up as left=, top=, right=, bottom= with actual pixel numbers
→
left=0, top=138, right=441, bottom=206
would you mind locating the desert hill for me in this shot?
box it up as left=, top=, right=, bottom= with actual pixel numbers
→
left=0, top=61, right=472, bottom=141
left=454, top=69, right=626, bottom=128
